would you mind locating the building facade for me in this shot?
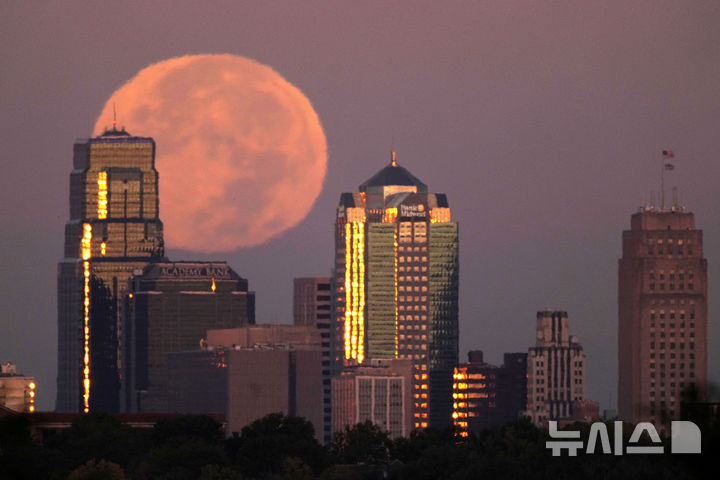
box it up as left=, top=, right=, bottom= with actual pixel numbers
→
left=168, top=325, right=324, bottom=437
left=452, top=351, right=527, bottom=436
left=332, top=358, right=413, bottom=438
left=122, top=261, right=255, bottom=413
left=524, top=310, right=587, bottom=426
left=618, top=208, right=708, bottom=427
left=331, top=154, right=459, bottom=430
left=293, top=277, right=332, bottom=443
left=0, top=362, right=36, bottom=413
left=57, top=127, right=165, bottom=413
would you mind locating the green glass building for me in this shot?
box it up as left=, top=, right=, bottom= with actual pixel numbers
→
left=332, top=154, right=458, bottom=429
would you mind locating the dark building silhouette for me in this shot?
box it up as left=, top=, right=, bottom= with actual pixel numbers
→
left=122, top=261, right=255, bottom=412
left=293, top=277, right=332, bottom=443
left=452, top=351, right=527, bottom=435
left=331, top=153, right=459, bottom=429
left=57, top=127, right=164, bottom=413
left=167, top=325, right=323, bottom=437
left=619, top=207, right=708, bottom=427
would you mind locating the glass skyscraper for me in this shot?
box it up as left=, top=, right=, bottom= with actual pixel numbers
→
left=331, top=154, right=459, bottom=429
left=56, top=127, right=164, bottom=413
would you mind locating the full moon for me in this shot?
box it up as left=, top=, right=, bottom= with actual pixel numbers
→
left=93, top=54, right=327, bottom=252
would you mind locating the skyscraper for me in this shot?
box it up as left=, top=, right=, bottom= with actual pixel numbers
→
left=122, top=261, right=255, bottom=413
left=524, top=310, right=587, bottom=426
left=618, top=207, right=707, bottom=427
left=57, top=127, right=164, bottom=413
left=331, top=153, right=459, bottom=429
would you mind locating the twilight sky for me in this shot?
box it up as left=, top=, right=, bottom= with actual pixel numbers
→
left=1, top=1, right=719, bottom=411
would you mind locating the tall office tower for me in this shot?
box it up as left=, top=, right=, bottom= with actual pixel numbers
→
left=524, top=310, right=587, bottom=426
left=293, top=277, right=332, bottom=443
left=57, top=127, right=164, bottom=413
left=331, top=154, right=459, bottom=430
left=122, top=262, right=255, bottom=413
left=618, top=207, right=707, bottom=427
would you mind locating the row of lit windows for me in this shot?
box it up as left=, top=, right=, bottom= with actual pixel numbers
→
left=649, top=271, right=694, bottom=281
left=399, top=265, right=427, bottom=273
left=649, top=332, right=695, bottom=339
left=399, top=275, right=428, bottom=282
left=649, top=381, right=690, bottom=389
left=647, top=246, right=694, bottom=256
left=399, top=285, right=427, bottom=292
left=400, top=334, right=428, bottom=340
left=649, top=283, right=694, bottom=291
left=399, top=305, right=427, bottom=312
left=650, top=311, right=695, bottom=320
left=649, top=372, right=695, bottom=379
left=650, top=352, right=694, bottom=360
left=399, top=256, right=428, bottom=263
left=399, top=295, right=428, bottom=302
left=399, top=245, right=428, bottom=252
left=399, top=323, right=427, bottom=330
left=649, top=363, right=695, bottom=370
left=649, top=342, right=695, bottom=350
left=649, top=299, right=695, bottom=306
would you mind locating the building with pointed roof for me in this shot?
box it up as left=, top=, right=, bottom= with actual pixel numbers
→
left=57, top=128, right=165, bottom=413
left=331, top=153, right=458, bottom=431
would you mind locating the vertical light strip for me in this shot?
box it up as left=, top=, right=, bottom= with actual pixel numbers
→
left=452, top=368, right=469, bottom=437
left=394, top=228, right=399, bottom=358
left=357, top=222, right=365, bottom=363
left=81, top=222, right=92, bottom=413
left=351, top=222, right=359, bottom=359
left=97, top=172, right=107, bottom=219
left=344, top=222, right=352, bottom=360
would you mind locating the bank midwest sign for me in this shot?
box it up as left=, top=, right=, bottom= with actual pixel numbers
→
left=546, top=420, right=701, bottom=456
left=400, top=204, right=426, bottom=217
left=159, top=265, right=230, bottom=279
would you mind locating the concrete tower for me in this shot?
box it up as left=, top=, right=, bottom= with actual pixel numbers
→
left=618, top=207, right=708, bottom=427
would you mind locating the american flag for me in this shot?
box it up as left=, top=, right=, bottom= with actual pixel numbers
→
left=662, top=150, right=675, bottom=170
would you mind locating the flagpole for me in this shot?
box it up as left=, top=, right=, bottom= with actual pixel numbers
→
left=660, top=151, right=665, bottom=210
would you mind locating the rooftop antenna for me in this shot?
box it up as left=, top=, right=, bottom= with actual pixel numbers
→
left=660, top=150, right=675, bottom=210
left=390, top=135, right=397, bottom=166
left=112, top=102, right=118, bottom=132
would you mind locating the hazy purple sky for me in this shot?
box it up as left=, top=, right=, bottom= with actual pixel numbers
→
left=2, top=1, right=719, bottom=411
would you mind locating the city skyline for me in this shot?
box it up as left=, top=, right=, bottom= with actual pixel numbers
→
left=2, top=2, right=720, bottom=413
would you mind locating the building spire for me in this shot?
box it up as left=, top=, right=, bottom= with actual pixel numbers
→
left=391, top=150, right=397, bottom=167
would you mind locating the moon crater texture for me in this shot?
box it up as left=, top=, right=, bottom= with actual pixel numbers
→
left=93, top=54, right=327, bottom=252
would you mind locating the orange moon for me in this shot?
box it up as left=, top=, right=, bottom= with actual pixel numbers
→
left=93, top=54, right=327, bottom=252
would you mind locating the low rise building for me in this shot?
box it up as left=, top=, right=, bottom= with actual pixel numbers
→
left=332, top=358, right=413, bottom=438
left=0, top=362, right=36, bottom=413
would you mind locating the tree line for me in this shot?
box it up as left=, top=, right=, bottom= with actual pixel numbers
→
left=0, top=412, right=717, bottom=479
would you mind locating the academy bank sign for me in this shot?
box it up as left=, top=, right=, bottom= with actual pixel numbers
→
left=159, top=265, right=230, bottom=279
left=546, top=420, right=701, bottom=456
